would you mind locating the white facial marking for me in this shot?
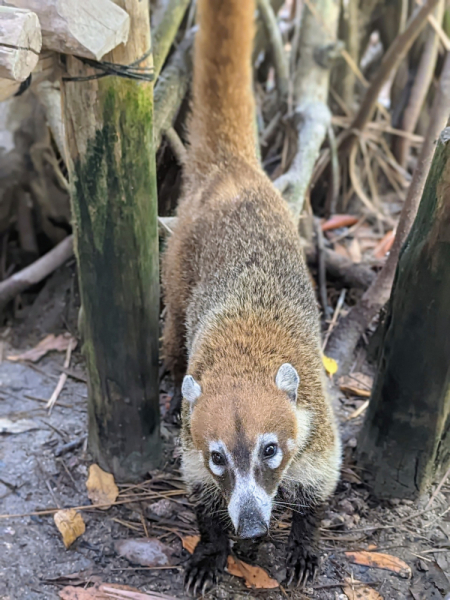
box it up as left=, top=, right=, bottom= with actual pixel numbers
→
left=228, top=473, right=272, bottom=531
left=258, top=433, right=283, bottom=469
left=275, top=363, right=300, bottom=403
left=182, top=375, right=202, bottom=405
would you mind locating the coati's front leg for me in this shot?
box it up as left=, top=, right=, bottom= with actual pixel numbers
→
left=285, top=495, right=324, bottom=588
left=185, top=491, right=229, bottom=595
left=162, top=310, right=187, bottom=423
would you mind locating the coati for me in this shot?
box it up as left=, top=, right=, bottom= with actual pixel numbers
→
left=162, top=0, right=342, bottom=594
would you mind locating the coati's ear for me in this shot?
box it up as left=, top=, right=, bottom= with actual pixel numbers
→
left=275, top=363, right=300, bottom=403
left=182, top=375, right=202, bottom=406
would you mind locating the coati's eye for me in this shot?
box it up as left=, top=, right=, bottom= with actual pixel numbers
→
left=263, top=443, right=278, bottom=459
left=211, top=451, right=226, bottom=466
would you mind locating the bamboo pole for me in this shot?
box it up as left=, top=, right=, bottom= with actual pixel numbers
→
left=62, top=0, right=161, bottom=481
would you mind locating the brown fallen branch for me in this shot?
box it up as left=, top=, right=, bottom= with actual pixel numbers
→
left=326, top=50, right=450, bottom=375
left=0, top=235, right=73, bottom=313
left=274, top=0, right=340, bottom=222
left=396, top=0, right=445, bottom=168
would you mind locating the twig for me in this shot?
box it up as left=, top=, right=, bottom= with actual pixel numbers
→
left=322, top=289, right=346, bottom=351
left=396, top=0, right=444, bottom=168
left=55, top=435, right=87, bottom=457
left=326, top=50, right=450, bottom=373
left=46, top=338, right=73, bottom=412
left=325, top=124, right=340, bottom=217
left=152, top=0, right=191, bottom=79
left=316, top=220, right=330, bottom=318
left=345, top=399, right=370, bottom=421
left=339, top=0, right=440, bottom=160
left=164, top=127, right=187, bottom=164
left=425, top=464, right=450, bottom=510
left=154, top=30, right=194, bottom=148
left=0, top=235, right=73, bottom=314
left=257, top=0, right=289, bottom=99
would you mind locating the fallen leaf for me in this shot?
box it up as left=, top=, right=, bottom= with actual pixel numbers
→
left=374, top=230, right=395, bottom=259
left=322, top=214, right=359, bottom=231
left=227, top=556, right=279, bottom=589
left=181, top=534, right=200, bottom=554
left=342, top=577, right=383, bottom=599
left=323, top=354, right=338, bottom=376
left=0, top=417, right=40, bottom=434
left=7, top=333, right=77, bottom=363
left=345, top=551, right=412, bottom=578
left=54, top=509, right=85, bottom=549
left=86, top=464, right=118, bottom=509
left=115, top=538, right=176, bottom=567
left=182, top=536, right=278, bottom=589
left=334, top=242, right=351, bottom=258
left=347, top=237, right=362, bottom=263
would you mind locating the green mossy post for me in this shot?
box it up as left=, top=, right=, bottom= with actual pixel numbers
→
left=62, top=0, right=161, bottom=481
left=357, top=127, right=450, bottom=498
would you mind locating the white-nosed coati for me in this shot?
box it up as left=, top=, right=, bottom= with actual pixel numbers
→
left=162, top=0, right=342, bottom=594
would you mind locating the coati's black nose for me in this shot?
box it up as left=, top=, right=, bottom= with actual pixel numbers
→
left=237, top=508, right=268, bottom=539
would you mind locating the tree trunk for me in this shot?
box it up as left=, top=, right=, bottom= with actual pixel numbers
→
left=62, top=0, right=161, bottom=481
left=357, top=127, right=450, bottom=499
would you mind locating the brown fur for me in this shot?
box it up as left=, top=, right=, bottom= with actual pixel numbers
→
left=162, top=0, right=340, bottom=504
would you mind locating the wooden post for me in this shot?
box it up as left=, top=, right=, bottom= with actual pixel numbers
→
left=0, top=6, right=41, bottom=81
left=357, top=127, right=450, bottom=498
left=62, top=0, right=161, bottom=481
left=0, top=0, right=130, bottom=60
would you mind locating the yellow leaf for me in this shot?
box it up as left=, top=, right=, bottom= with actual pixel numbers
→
left=342, top=577, right=383, bottom=599
left=345, top=551, right=411, bottom=578
left=54, top=509, right=85, bottom=549
left=323, top=354, right=338, bottom=376
left=86, top=464, right=118, bottom=509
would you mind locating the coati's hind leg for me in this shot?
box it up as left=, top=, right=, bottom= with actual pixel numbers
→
left=285, top=494, right=324, bottom=588
left=162, top=308, right=187, bottom=423
left=185, top=489, right=229, bottom=595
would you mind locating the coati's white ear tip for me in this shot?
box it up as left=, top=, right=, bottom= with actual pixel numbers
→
left=275, top=363, right=300, bottom=403
left=182, top=375, right=202, bottom=405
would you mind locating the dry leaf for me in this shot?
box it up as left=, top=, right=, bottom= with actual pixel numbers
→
left=323, top=354, right=338, bottom=376
left=342, top=577, right=383, bottom=600
left=54, top=509, right=85, bottom=549
left=115, top=538, right=175, bottom=567
left=7, top=333, right=77, bottom=363
left=227, top=556, right=279, bottom=589
left=0, top=417, right=40, bottom=434
left=182, top=534, right=200, bottom=554
left=86, top=464, right=118, bottom=509
left=345, top=551, right=412, bottom=578
left=182, top=536, right=278, bottom=589
left=322, top=214, right=359, bottom=231
left=347, top=237, right=362, bottom=263
left=374, top=230, right=395, bottom=259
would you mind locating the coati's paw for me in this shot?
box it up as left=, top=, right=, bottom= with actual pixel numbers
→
left=184, top=543, right=228, bottom=596
left=284, top=541, right=319, bottom=588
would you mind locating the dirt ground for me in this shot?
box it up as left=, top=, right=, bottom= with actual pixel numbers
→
left=1, top=269, right=450, bottom=600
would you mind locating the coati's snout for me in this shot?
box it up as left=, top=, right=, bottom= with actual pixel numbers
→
left=182, top=364, right=313, bottom=538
